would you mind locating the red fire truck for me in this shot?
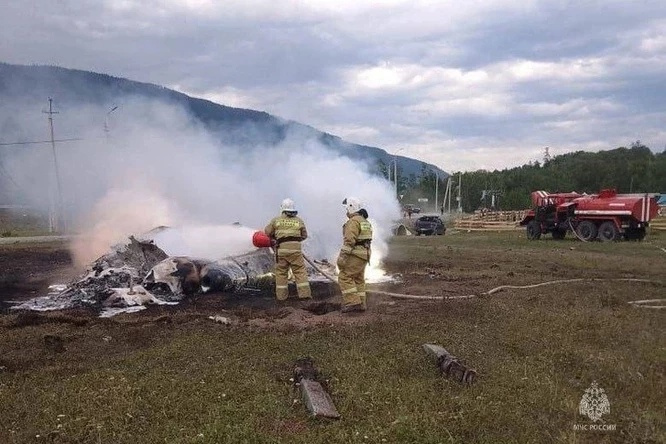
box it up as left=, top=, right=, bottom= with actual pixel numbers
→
left=519, top=189, right=660, bottom=241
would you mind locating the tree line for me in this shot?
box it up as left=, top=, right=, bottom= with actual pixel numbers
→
left=378, top=143, right=666, bottom=212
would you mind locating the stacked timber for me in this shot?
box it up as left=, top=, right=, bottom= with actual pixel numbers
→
left=650, top=215, right=666, bottom=231
left=453, top=210, right=523, bottom=231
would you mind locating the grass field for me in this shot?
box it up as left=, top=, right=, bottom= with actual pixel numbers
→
left=0, top=231, right=664, bottom=443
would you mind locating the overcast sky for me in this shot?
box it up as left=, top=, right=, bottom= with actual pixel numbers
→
left=1, top=0, right=665, bottom=172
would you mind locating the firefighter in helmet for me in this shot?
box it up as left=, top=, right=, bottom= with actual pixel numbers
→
left=264, top=198, right=311, bottom=302
left=337, top=197, right=373, bottom=313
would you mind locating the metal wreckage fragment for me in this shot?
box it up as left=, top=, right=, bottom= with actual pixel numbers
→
left=143, top=248, right=276, bottom=295
left=12, top=236, right=172, bottom=313
left=11, top=229, right=286, bottom=315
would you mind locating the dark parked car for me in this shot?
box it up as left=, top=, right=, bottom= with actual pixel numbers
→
left=414, top=216, right=446, bottom=235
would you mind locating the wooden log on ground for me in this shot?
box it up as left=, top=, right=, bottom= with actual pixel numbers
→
left=293, top=357, right=341, bottom=419
left=299, top=380, right=341, bottom=419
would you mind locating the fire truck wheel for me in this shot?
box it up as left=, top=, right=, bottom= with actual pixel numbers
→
left=526, top=220, right=541, bottom=240
left=576, top=221, right=598, bottom=241
left=598, top=221, right=620, bottom=242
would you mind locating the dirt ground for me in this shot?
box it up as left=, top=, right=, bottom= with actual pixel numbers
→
left=0, top=232, right=664, bottom=443
left=0, top=242, right=79, bottom=304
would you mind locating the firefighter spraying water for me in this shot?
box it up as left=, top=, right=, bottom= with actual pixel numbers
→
left=252, top=197, right=374, bottom=314
left=262, top=198, right=312, bottom=302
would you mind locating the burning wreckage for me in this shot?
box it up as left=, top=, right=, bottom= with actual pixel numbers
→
left=12, top=226, right=337, bottom=317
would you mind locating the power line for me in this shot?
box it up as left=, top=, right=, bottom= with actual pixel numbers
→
left=0, top=159, right=20, bottom=189
left=0, top=137, right=84, bottom=147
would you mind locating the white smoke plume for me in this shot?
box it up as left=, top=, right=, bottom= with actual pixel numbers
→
left=1, top=96, right=401, bottom=271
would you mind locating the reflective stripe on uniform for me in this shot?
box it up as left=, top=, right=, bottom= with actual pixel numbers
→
left=276, top=285, right=289, bottom=289
left=357, top=292, right=366, bottom=297
left=297, top=282, right=310, bottom=288
left=278, top=248, right=301, bottom=254
left=277, top=231, right=301, bottom=238
left=341, top=287, right=357, bottom=294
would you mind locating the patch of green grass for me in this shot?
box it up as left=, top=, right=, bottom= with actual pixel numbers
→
left=0, top=230, right=62, bottom=240
left=0, top=233, right=664, bottom=443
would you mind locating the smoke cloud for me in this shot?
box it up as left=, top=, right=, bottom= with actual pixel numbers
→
left=1, top=95, right=401, bottom=271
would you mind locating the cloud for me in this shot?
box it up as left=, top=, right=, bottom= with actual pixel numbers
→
left=0, top=0, right=665, bottom=171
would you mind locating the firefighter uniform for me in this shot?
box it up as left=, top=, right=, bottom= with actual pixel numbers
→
left=337, top=213, right=373, bottom=310
left=264, top=213, right=311, bottom=301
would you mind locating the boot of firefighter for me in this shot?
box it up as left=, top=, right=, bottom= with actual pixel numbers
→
left=274, top=256, right=290, bottom=301
left=290, top=252, right=311, bottom=299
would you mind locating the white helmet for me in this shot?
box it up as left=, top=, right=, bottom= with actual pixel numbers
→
left=342, top=197, right=362, bottom=214
left=280, top=198, right=296, bottom=212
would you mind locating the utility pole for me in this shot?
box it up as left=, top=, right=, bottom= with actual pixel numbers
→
left=447, top=178, right=452, bottom=212
left=43, top=98, right=64, bottom=232
left=457, top=173, right=462, bottom=213
left=393, top=156, right=398, bottom=197
left=392, top=148, right=406, bottom=198
left=434, top=172, right=439, bottom=213
left=105, top=105, right=119, bottom=139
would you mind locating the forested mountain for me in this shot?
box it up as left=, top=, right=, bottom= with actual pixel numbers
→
left=0, top=62, right=446, bottom=200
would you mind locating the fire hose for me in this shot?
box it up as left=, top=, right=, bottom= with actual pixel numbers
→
left=303, top=254, right=337, bottom=283
left=367, top=278, right=666, bottom=308
left=253, top=231, right=664, bottom=308
left=302, top=256, right=665, bottom=308
left=627, top=298, right=666, bottom=309
left=568, top=218, right=588, bottom=242
left=303, top=260, right=665, bottom=308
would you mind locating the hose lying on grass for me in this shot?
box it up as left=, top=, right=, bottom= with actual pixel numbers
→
left=367, top=278, right=666, bottom=309
left=303, top=253, right=665, bottom=309
left=627, top=298, right=666, bottom=309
